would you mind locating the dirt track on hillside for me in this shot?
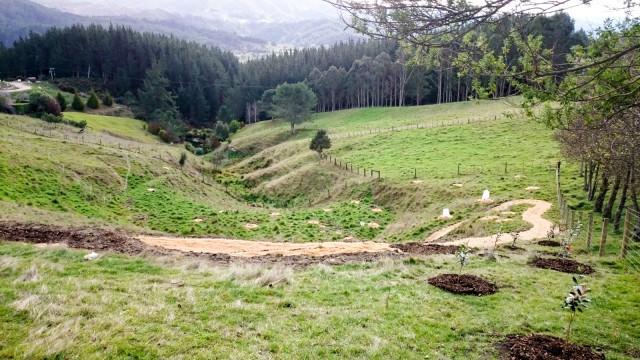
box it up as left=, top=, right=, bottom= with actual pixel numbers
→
left=430, top=199, right=554, bottom=247
left=0, top=81, right=32, bottom=93
left=0, top=199, right=554, bottom=266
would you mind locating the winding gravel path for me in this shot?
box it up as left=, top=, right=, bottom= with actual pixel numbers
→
left=138, top=199, right=554, bottom=256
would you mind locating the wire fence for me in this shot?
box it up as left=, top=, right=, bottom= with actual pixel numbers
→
left=556, top=163, right=640, bottom=271
left=322, top=151, right=557, bottom=181
left=621, top=207, right=640, bottom=272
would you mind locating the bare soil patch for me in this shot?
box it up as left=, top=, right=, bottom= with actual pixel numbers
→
left=499, top=334, right=604, bottom=360
left=531, top=257, right=595, bottom=274
left=437, top=200, right=554, bottom=248
left=538, top=240, right=562, bottom=247
left=502, top=245, right=525, bottom=251
left=428, top=274, right=498, bottom=296
left=0, top=222, right=404, bottom=268
left=390, top=242, right=458, bottom=256
left=0, top=221, right=145, bottom=255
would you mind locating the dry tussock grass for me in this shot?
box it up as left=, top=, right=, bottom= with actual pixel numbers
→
left=15, top=265, right=40, bottom=283
left=226, top=263, right=293, bottom=287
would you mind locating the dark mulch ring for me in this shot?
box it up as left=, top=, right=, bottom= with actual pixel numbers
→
left=499, top=334, right=605, bottom=360
left=531, top=257, right=595, bottom=274
left=502, top=245, right=525, bottom=251
left=538, top=240, right=562, bottom=247
left=391, top=242, right=459, bottom=255
left=428, top=273, right=498, bottom=296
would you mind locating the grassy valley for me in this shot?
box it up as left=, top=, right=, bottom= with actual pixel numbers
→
left=1, top=97, right=638, bottom=359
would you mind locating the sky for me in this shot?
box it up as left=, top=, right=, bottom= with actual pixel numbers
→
left=563, top=0, right=639, bottom=30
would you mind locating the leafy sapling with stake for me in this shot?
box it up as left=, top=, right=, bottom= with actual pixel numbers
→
left=456, top=244, right=470, bottom=274
left=560, top=222, right=582, bottom=258
left=510, top=231, right=520, bottom=247
left=562, top=275, right=590, bottom=341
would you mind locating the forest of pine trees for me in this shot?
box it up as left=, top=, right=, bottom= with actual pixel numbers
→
left=0, top=13, right=587, bottom=126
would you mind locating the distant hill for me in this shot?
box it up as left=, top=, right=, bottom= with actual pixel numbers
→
left=0, top=0, right=267, bottom=53
left=27, top=0, right=362, bottom=51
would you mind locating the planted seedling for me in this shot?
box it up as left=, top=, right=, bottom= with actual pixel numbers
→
left=562, top=274, right=590, bottom=341
left=560, top=222, right=582, bottom=258
left=510, top=231, right=520, bottom=247
left=547, top=223, right=558, bottom=241
left=456, top=244, right=470, bottom=274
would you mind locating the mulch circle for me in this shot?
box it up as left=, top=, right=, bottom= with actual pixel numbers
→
left=499, top=334, right=604, bottom=360
left=531, top=257, right=595, bottom=274
left=538, top=240, right=562, bottom=247
left=428, top=273, right=498, bottom=296
left=390, top=242, right=459, bottom=255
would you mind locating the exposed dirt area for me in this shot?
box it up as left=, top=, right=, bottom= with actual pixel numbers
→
left=0, top=222, right=405, bottom=268
left=531, top=257, right=595, bottom=274
left=0, top=221, right=146, bottom=254
left=390, top=242, right=458, bottom=255
left=428, top=274, right=498, bottom=296
left=0, top=81, right=32, bottom=93
left=502, top=245, right=525, bottom=251
left=538, top=240, right=562, bottom=247
left=137, top=235, right=397, bottom=258
left=499, top=334, right=604, bottom=360
left=432, top=200, right=554, bottom=247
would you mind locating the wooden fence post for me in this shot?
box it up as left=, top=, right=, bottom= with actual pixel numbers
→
left=585, top=213, right=593, bottom=251
left=556, top=161, right=562, bottom=209
left=599, top=218, right=609, bottom=257
left=620, top=210, right=632, bottom=259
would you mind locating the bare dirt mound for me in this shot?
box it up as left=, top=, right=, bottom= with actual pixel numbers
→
left=137, top=235, right=396, bottom=258
left=428, top=274, right=498, bottom=296
left=0, top=221, right=145, bottom=255
left=538, top=240, right=562, bottom=247
left=499, top=334, right=604, bottom=360
left=390, top=242, right=458, bottom=256
left=0, top=222, right=403, bottom=268
left=531, top=257, right=595, bottom=274
left=432, top=199, right=554, bottom=247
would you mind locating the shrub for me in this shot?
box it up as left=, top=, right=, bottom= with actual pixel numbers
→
left=147, top=121, right=161, bottom=135
left=103, top=91, right=114, bottom=106
left=229, top=119, right=242, bottom=133
left=41, top=113, right=63, bottom=123
left=158, top=129, right=167, bottom=142
left=179, top=152, right=187, bottom=167
left=66, top=118, right=87, bottom=129
left=0, top=93, right=14, bottom=114
left=57, top=82, right=77, bottom=93
left=209, top=135, right=221, bottom=150
left=215, top=121, right=230, bottom=141
left=72, top=92, right=85, bottom=111
left=56, top=92, right=67, bottom=111
left=29, top=91, right=61, bottom=116
left=310, top=129, right=331, bottom=158
left=194, top=148, right=204, bottom=156
left=185, top=142, right=196, bottom=153
left=86, top=90, right=100, bottom=109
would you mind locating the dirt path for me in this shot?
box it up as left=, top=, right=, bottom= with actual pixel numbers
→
left=138, top=236, right=395, bottom=257
left=0, top=81, right=32, bottom=93
left=431, top=199, right=554, bottom=247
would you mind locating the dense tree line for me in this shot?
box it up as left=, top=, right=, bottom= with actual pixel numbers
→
left=0, top=14, right=587, bottom=124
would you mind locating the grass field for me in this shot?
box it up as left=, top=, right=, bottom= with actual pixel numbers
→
left=1, top=242, right=638, bottom=359
left=1, top=97, right=638, bottom=359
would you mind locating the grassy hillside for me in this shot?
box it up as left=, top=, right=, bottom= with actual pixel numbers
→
left=229, top=99, right=586, bottom=241
left=1, top=100, right=637, bottom=359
